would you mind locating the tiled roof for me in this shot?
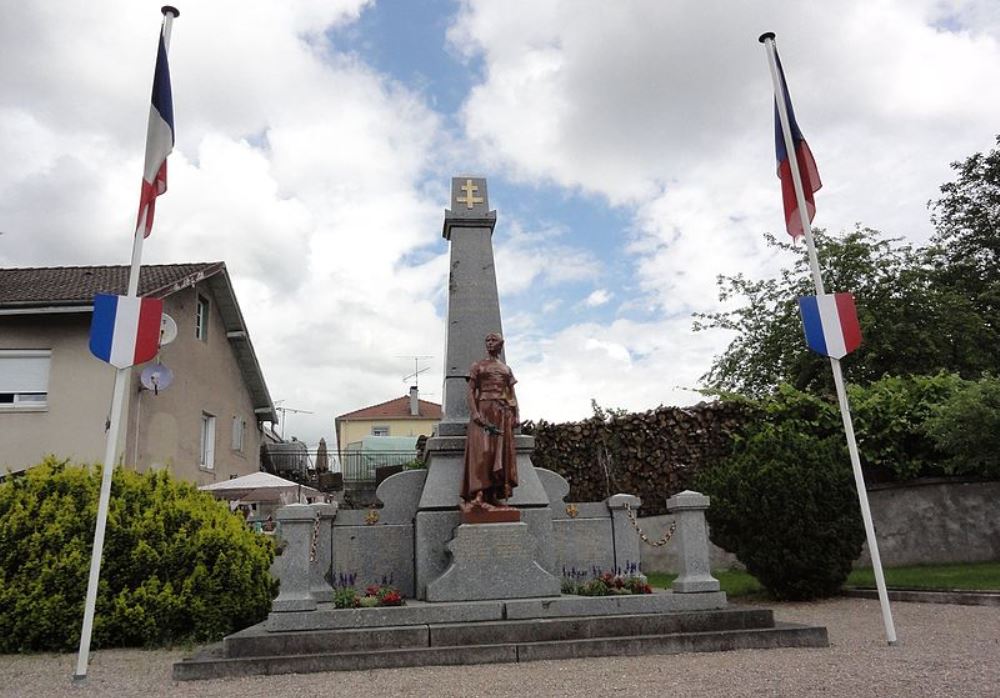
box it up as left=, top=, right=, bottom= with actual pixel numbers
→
left=337, top=395, right=443, bottom=421
left=0, top=263, right=224, bottom=307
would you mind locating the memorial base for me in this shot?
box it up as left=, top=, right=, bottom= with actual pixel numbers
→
left=425, top=522, right=560, bottom=602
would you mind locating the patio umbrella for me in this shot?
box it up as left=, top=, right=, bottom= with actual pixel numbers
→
left=199, top=471, right=322, bottom=504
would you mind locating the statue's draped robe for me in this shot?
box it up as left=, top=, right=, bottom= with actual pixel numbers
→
left=461, top=359, right=518, bottom=501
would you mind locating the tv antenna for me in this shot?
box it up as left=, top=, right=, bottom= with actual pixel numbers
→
left=274, top=400, right=313, bottom=440
left=398, top=355, right=433, bottom=393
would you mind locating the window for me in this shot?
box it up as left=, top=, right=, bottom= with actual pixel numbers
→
left=195, top=295, right=209, bottom=341
left=200, top=413, right=216, bottom=468
left=231, top=415, right=246, bottom=452
left=0, top=350, right=51, bottom=409
left=371, top=425, right=390, bottom=436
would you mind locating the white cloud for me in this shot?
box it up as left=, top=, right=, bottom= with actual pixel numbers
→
left=584, top=289, right=612, bottom=307
left=5, top=0, right=1000, bottom=446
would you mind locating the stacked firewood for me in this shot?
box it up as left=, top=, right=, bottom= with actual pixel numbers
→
left=523, top=401, right=748, bottom=516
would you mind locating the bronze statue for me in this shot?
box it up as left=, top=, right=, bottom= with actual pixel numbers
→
left=460, top=332, right=519, bottom=514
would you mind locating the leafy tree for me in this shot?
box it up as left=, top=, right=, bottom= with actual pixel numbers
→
left=924, top=374, right=1000, bottom=478
left=695, top=227, right=998, bottom=396
left=928, top=135, right=1000, bottom=352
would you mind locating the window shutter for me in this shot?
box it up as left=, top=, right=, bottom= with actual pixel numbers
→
left=0, top=351, right=51, bottom=393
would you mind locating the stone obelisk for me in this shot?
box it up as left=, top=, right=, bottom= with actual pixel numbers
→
left=413, top=176, right=558, bottom=601
left=438, top=177, right=502, bottom=436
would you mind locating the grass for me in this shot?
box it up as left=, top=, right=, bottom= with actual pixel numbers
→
left=645, top=569, right=764, bottom=598
left=645, top=562, right=1000, bottom=599
left=847, top=562, right=1000, bottom=591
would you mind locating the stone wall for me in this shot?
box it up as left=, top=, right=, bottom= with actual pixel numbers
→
left=857, top=478, right=1000, bottom=567
left=524, top=401, right=746, bottom=516
left=640, top=478, right=1000, bottom=574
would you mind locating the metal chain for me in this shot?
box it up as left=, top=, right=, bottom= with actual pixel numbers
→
left=308, top=514, right=320, bottom=563
left=623, top=500, right=676, bottom=547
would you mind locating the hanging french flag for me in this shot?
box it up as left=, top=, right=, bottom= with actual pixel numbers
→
left=773, top=50, right=821, bottom=240
left=135, top=24, right=175, bottom=238
left=798, top=293, right=862, bottom=359
left=89, top=294, right=164, bottom=369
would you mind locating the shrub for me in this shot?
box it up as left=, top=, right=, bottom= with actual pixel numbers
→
left=696, top=421, right=865, bottom=600
left=0, top=459, right=276, bottom=651
left=849, top=372, right=967, bottom=480
left=925, top=375, right=1000, bottom=477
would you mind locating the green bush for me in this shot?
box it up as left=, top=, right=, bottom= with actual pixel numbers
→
left=0, top=459, right=276, bottom=651
left=925, top=375, right=1000, bottom=477
left=696, top=420, right=865, bottom=600
left=849, top=372, right=967, bottom=480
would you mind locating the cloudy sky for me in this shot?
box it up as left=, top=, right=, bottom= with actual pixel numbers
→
left=3, top=1, right=999, bottom=448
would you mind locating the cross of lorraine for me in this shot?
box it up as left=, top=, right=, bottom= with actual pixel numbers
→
left=456, top=178, right=484, bottom=210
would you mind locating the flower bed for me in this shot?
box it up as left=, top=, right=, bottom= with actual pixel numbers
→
left=562, top=570, right=653, bottom=596
left=333, top=584, right=405, bottom=608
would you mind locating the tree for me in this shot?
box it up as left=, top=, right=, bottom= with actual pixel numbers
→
left=695, top=227, right=998, bottom=396
left=928, top=135, right=1000, bottom=353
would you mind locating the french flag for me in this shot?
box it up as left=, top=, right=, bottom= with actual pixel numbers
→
left=798, top=293, right=862, bottom=360
left=773, top=51, right=821, bottom=240
left=89, top=294, right=164, bottom=369
left=135, top=25, right=174, bottom=238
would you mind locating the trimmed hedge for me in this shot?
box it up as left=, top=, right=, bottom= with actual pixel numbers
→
left=0, top=459, right=276, bottom=651
left=695, top=417, right=865, bottom=600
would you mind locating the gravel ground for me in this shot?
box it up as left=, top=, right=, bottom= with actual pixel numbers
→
left=2, top=598, right=999, bottom=697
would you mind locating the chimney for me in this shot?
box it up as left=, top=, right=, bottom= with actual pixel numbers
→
left=409, top=386, right=419, bottom=416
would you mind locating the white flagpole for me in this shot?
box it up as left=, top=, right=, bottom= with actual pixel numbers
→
left=759, top=32, right=897, bottom=646
left=74, top=6, right=180, bottom=681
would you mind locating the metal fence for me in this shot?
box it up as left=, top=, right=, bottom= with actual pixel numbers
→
left=338, top=450, right=417, bottom=483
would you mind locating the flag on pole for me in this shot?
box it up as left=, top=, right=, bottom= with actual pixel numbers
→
left=798, top=292, right=862, bottom=359
left=89, top=294, right=164, bottom=369
left=135, top=27, right=175, bottom=238
left=772, top=52, right=821, bottom=239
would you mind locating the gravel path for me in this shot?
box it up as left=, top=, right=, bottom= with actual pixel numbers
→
left=3, top=598, right=998, bottom=697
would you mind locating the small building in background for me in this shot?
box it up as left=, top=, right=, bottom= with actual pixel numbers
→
left=334, top=388, right=440, bottom=503
left=335, top=387, right=441, bottom=450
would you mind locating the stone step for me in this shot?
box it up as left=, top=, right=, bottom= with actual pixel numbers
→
left=224, top=607, right=774, bottom=658
left=173, top=620, right=828, bottom=681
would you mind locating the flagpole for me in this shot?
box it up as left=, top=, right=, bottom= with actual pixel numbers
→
left=759, top=32, right=897, bottom=646
left=74, top=6, right=180, bottom=681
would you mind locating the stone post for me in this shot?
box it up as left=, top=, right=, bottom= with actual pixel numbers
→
left=309, top=502, right=338, bottom=603
left=607, top=493, right=642, bottom=576
left=666, top=490, right=720, bottom=593
left=271, top=504, right=318, bottom=612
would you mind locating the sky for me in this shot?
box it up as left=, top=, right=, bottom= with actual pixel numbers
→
left=2, top=0, right=1000, bottom=449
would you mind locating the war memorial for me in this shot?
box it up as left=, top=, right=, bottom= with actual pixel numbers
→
left=173, top=178, right=829, bottom=680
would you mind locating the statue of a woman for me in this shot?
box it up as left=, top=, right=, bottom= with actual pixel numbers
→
left=460, top=332, right=519, bottom=511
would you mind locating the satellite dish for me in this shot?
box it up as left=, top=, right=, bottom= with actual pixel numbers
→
left=159, top=313, right=178, bottom=346
left=140, top=363, right=174, bottom=395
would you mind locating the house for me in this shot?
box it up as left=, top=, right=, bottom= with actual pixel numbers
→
left=334, top=387, right=442, bottom=451
left=0, top=263, right=277, bottom=484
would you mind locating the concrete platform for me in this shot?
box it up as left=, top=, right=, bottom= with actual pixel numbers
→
left=173, top=594, right=829, bottom=681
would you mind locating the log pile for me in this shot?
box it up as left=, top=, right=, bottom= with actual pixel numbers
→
left=523, top=401, right=749, bottom=516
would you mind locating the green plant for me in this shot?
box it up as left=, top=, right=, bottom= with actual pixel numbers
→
left=696, top=421, right=865, bottom=600
left=849, top=372, right=966, bottom=480
left=925, top=375, right=1000, bottom=477
left=333, top=586, right=358, bottom=609
left=0, top=458, right=276, bottom=652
